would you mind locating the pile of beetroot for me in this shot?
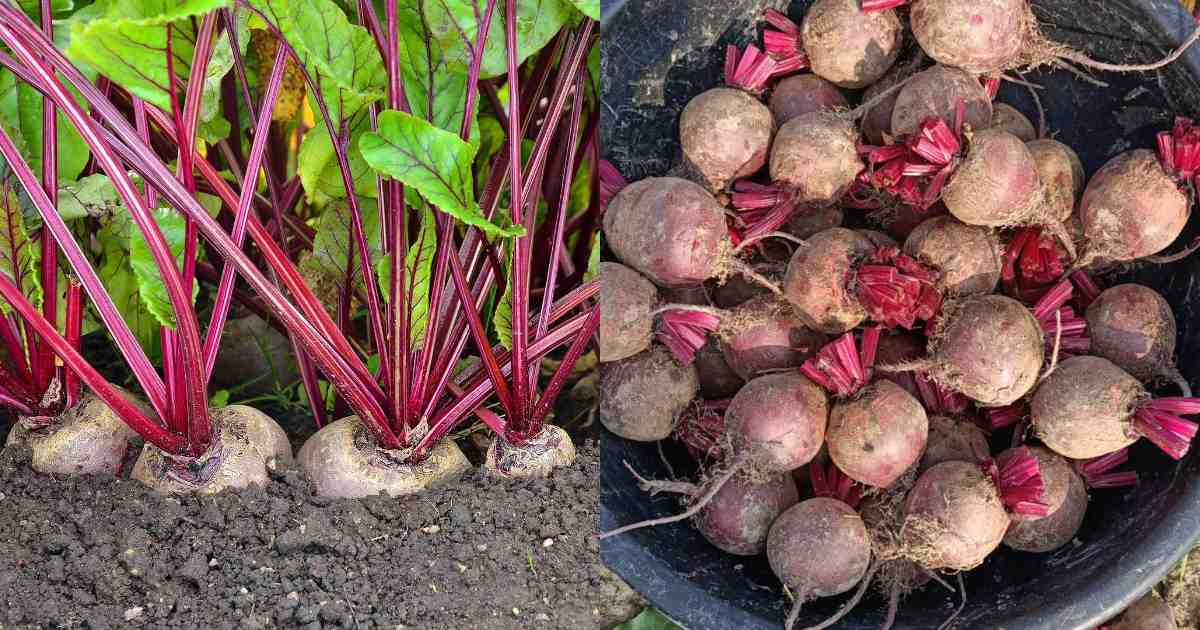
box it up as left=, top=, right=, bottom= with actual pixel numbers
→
left=599, top=1, right=1200, bottom=628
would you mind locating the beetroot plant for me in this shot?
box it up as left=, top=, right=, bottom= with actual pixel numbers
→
left=0, top=0, right=600, bottom=494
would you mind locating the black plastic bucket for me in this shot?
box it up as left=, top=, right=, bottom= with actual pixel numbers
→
left=599, top=1, right=1200, bottom=628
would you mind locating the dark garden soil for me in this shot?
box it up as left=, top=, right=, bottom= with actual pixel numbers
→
left=0, top=438, right=622, bottom=630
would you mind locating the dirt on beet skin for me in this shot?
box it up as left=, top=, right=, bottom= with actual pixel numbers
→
left=0, top=440, right=616, bottom=630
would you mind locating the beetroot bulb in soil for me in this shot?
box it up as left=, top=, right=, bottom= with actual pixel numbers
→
left=801, top=328, right=928, bottom=488
left=599, top=261, right=658, bottom=362
left=782, top=227, right=943, bottom=334
left=679, top=45, right=776, bottom=194
left=1085, top=283, right=1189, bottom=392
left=1031, top=355, right=1200, bottom=460
left=137, top=405, right=295, bottom=495
left=5, top=388, right=144, bottom=476
left=600, top=371, right=828, bottom=540
left=1077, top=117, right=1200, bottom=264
left=893, top=293, right=1044, bottom=406
left=900, top=448, right=1050, bottom=571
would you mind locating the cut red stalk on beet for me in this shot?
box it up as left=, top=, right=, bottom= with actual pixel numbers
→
left=988, top=447, right=1051, bottom=518
left=657, top=309, right=723, bottom=364
left=726, top=44, right=779, bottom=94
left=761, top=9, right=810, bottom=77
left=852, top=247, right=943, bottom=329
left=800, top=327, right=881, bottom=397
left=674, top=399, right=730, bottom=464
left=987, top=403, right=1028, bottom=431
left=809, top=460, right=864, bottom=509
left=1074, top=448, right=1139, bottom=489
left=1133, top=398, right=1200, bottom=460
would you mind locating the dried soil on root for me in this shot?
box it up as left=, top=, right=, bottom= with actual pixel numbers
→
left=0, top=441, right=610, bottom=630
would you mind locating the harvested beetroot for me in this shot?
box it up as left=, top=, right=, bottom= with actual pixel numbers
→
left=783, top=228, right=875, bottom=333
left=890, top=65, right=993, bottom=138
left=680, top=46, right=776, bottom=193
left=784, top=228, right=943, bottom=334
left=991, top=103, right=1037, bottom=141
left=786, top=206, right=845, bottom=240
left=599, top=346, right=699, bottom=442
left=802, top=329, right=929, bottom=488
left=600, top=262, right=658, bottom=362
left=942, top=128, right=1043, bottom=228
left=768, top=74, right=848, bottom=125
left=716, top=296, right=826, bottom=379
left=1001, top=226, right=1074, bottom=301
left=725, top=372, right=829, bottom=473
left=860, top=54, right=929, bottom=144
left=601, top=372, right=827, bottom=540
left=696, top=472, right=800, bottom=555
left=651, top=296, right=826, bottom=375
left=906, top=294, right=1044, bottom=406
left=1003, top=445, right=1074, bottom=522
left=1104, top=592, right=1179, bottom=630
left=767, top=497, right=872, bottom=627
left=920, top=414, right=991, bottom=470
left=907, top=0, right=1029, bottom=73
left=768, top=111, right=862, bottom=206
left=1003, top=460, right=1087, bottom=553
left=1032, top=355, right=1200, bottom=460
left=799, top=0, right=902, bottom=88
left=828, top=378, right=928, bottom=488
left=1030, top=279, right=1092, bottom=360
left=1086, top=284, right=1185, bottom=388
left=603, top=177, right=730, bottom=288
left=1028, top=139, right=1085, bottom=223
left=901, top=449, right=1049, bottom=570
left=1078, top=118, right=1199, bottom=263
left=903, top=215, right=1003, bottom=296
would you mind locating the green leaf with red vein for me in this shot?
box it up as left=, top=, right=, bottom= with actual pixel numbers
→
left=359, top=110, right=523, bottom=238
left=0, top=179, right=37, bottom=313
left=64, top=0, right=231, bottom=114
left=393, top=0, right=479, bottom=145
left=423, top=0, right=576, bottom=79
